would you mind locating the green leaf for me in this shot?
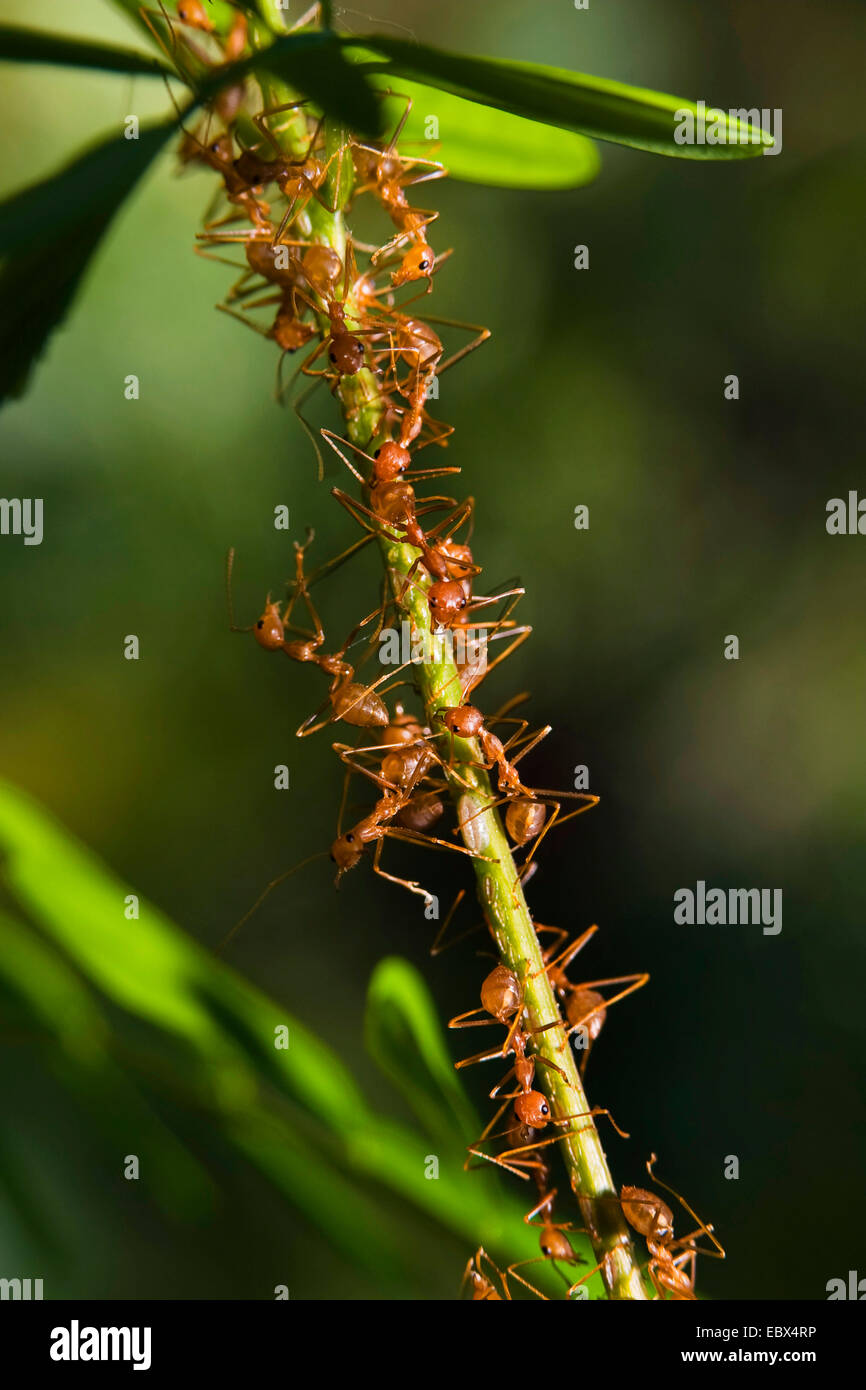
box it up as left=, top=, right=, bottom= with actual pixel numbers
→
left=203, top=32, right=382, bottom=136
left=0, top=23, right=173, bottom=76
left=363, top=67, right=599, bottom=189
left=0, top=119, right=176, bottom=403
left=352, top=37, right=775, bottom=159
left=365, top=957, right=479, bottom=1146
left=0, top=779, right=591, bottom=1292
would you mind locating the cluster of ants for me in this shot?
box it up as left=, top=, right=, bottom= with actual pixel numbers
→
left=165, top=0, right=725, bottom=1300
left=456, top=943, right=724, bottom=1299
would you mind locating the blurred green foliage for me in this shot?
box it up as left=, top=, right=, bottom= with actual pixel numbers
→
left=0, top=0, right=864, bottom=1299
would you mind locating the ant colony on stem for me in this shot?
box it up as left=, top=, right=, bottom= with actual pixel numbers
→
left=164, top=1, right=726, bottom=1300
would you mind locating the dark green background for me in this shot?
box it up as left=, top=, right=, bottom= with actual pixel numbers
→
left=1, top=0, right=864, bottom=1298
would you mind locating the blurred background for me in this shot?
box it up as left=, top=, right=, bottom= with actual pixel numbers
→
left=1, top=0, right=864, bottom=1300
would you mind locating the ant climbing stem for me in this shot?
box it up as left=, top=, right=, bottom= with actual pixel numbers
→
left=196, top=43, right=654, bottom=1298
left=505, top=1184, right=608, bottom=1301
left=620, top=1154, right=725, bottom=1300
left=461, top=1248, right=511, bottom=1301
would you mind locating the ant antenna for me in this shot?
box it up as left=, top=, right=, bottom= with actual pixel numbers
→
left=218, top=850, right=330, bottom=954
left=225, top=547, right=253, bottom=632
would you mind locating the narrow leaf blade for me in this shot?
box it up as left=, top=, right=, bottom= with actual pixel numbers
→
left=0, top=119, right=176, bottom=403
left=363, top=66, right=600, bottom=189
left=365, top=956, right=478, bottom=1145
left=0, top=23, right=173, bottom=76
left=353, top=38, right=775, bottom=159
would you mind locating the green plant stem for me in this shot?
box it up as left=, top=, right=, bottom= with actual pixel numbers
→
left=258, top=102, right=648, bottom=1301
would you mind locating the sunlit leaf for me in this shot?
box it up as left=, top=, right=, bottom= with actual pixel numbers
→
left=366, top=956, right=478, bottom=1145
left=0, top=779, right=595, bottom=1293
left=356, top=62, right=599, bottom=188
left=0, top=120, right=176, bottom=403
left=352, top=37, right=775, bottom=159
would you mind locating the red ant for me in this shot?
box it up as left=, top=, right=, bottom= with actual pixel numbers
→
left=227, top=536, right=406, bottom=736
left=329, top=753, right=496, bottom=906
left=462, top=1248, right=511, bottom=1301
left=431, top=701, right=600, bottom=866
left=621, top=1155, right=725, bottom=1300
left=351, top=93, right=449, bottom=289
left=538, top=924, right=649, bottom=1074
left=451, top=964, right=627, bottom=1178
left=505, top=1181, right=606, bottom=1300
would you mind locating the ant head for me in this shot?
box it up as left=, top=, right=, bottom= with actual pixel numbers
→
left=253, top=601, right=285, bottom=651
left=514, top=1090, right=551, bottom=1128
left=438, top=705, right=480, bottom=738
left=330, top=829, right=364, bottom=871
left=427, top=581, right=467, bottom=626
left=541, top=1228, right=575, bottom=1262
left=620, top=1186, right=674, bottom=1242
left=177, top=0, right=214, bottom=31
left=373, top=440, right=411, bottom=482
left=328, top=333, right=364, bottom=375
left=206, top=133, right=233, bottom=166
left=392, top=243, right=435, bottom=287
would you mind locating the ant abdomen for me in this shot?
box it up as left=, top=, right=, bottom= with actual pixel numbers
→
left=331, top=682, right=388, bottom=728
left=480, top=964, right=521, bottom=1022
left=505, top=798, right=547, bottom=846
left=566, top=988, right=607, bottom=1041
left=302, top=245, right=342, bottom=297
left=396, top=790, right=444, bottom=833
left=620, top=1186, right=674, bottom=1242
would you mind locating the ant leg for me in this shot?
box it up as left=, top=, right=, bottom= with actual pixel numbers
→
left=495, top=1112, right=626, bottom=1168
left=215, top=303, right=273, bottom=338
left=565, top=973, right=651, bottom=1043
left=644, top=1156, right=726, bottom=1260
left=540, top=925, right=600, bottom=978
left=320, top=429, right=374, bottom=484
left=287, top=375, right=327, bottom=478
left=193, top=245, right=249, bottom=274
left=253, top=99, right=313, bottom=155
left=217, top=850, right=326, bottom=953
left=503, top=1262, right=551, bottom=1301
left=420, top=314, right=492, bottom=375
left=371, top=835, right=435, bottom=907
left=565, top=1258, right=609, bottom=1298
left=429, top=888, right=491, bottom=957
left=521, top=796, right=600, bottom=869
left=289, top=532, right=376, bottom=597
left=380, top=825, right=498, bottom=868
left=330, top=487, right=383, bottom=536
left=465, top=1144, right=536, bottom=1182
